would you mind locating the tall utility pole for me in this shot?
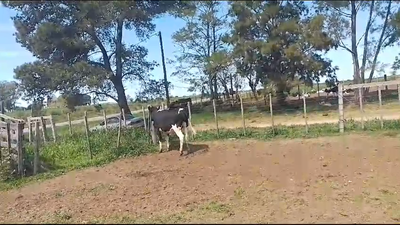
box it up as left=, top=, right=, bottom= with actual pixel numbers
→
left=158, top=31, right=170, bottom=107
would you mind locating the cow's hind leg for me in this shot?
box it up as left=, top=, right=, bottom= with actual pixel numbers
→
left=171, top=125, right=184, bottom=156
left=157, top=129, right=163, bottom=153
left=166, top=134, right=170, bottom=151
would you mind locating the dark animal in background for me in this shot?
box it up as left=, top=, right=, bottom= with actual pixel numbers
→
left=169, top=98, right=192, bottom=109
left=343, top=88, right=354, bottom=94
left=324, top=86, right=338, bottom=96
left=148, top=105, right=196, bottom=156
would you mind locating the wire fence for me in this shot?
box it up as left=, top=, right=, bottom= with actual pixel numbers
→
left=6, top=79, right=400, bottom=180
left=340, top=81, right=400, bottom=132
left=177, top=80, right=400, bottom=137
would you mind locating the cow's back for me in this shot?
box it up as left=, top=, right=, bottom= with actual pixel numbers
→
left=151, top=109, right=188, bottom=132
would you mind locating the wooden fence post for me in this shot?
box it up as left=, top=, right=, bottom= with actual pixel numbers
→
left=117, top=109, right=122, bottom=148
left=34, top=121, right=40, bottom=175
left=28, top=118, right=32, bottom=143
left=149, top=112, right=157, bottom=144
left=142, top=106, right=147, bottom=131
left=378, top=86, right=383, bottom=129
left=187, top=102, right=194, bottom=140
left=269, top=93, right=275, bottom=134
left=83, top=111, right=92, bottom=159
left=122, top=109, right=126, bottom=127
left=212, top=99, right=219, bottom=137
left=240, top=96, right=246, bottom=135
left=102, top=110, right=107, bottom=132
left=17, top=122, right=24, bottom=177
left=338, top=83, right=344, bottom=133
left=67, top=113, right=72, bottom=135
left=49, top=115, right=57, bottom=142
left=6, top=123, right=11, bottom=163
left=302, top=92, right=308, bottom=134
left=0, top=101, right=4, bottom=121
left=187, top=102, right=192, bottom=121
left=358, top=87, right=364, bottom=130
left=397, top=84, right=400, bottom=104
left=40, top=116, right=47, bottom=143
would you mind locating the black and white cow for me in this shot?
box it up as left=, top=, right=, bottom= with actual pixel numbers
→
left=148, top=105, right=196, bottom=156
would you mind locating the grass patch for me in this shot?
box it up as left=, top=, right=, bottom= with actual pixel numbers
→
left=62, top=201, right=234, bottom=224
left=2, top=118, right=400, bottom=191
left=0, top=128, right=156, bottom=191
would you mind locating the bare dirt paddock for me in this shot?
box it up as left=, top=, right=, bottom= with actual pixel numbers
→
left=2, top=134, right=400, bottom=224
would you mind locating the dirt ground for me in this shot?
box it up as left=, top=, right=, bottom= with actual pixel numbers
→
left=2, top=134, right=400, bottom=223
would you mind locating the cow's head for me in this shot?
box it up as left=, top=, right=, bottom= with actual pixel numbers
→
left=148, top=105, right=157, bottom=113
left=148, top=105, right=162, bottom=113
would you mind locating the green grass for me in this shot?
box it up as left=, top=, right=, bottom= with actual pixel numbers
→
left=0, top=128, right=156, bottom=190
left=46, top=200, right=234, bottom=224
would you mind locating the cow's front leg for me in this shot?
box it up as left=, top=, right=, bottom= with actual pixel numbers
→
left=159, top=141, right=163, bottom=153
left=171, top=125, right=184, bottom=156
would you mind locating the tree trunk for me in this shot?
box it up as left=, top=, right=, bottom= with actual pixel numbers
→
left=367, top=0, right=392, bottom=84
left=200, top=88, right=204, bottom=106
left=208, top=77, right=214, bottom=100
left=113, top=78, right=131, bottom=115
left=212, top=20, right=218, bottom=100
left=114, top=18, right=131, bottom=115
left=275, top=81, right=287, bottom=106
left=213, top=77, right=218, bottom=99
left=229, top=73, right=234, bottom=100
left=250, top=85, right=258, bottom=101
left=275, top=90, right=286, bottom=106
left=350, top=1, right=362, bottom=103
left=222, top=85, right=230, bottom=100
left=360, top=0, right=375, bottom=84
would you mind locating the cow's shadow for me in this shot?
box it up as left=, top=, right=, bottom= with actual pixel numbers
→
left=166, top=139, right=209, bottom=156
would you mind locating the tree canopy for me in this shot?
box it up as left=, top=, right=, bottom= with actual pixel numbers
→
left=0, top=80, right=20, bottom=111
left=171, top=1, right=230, bottom=100
left=4, top=0, right=186, bottom=114
left=135, top=79, right=173, bottom=102
left=4, top=0, right=400, bottom=109
left=315, top=0, right=399, bottom=86
left=224, top=1, right=338, bottom=104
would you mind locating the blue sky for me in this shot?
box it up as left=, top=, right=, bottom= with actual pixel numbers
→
left=0, top=3, right=399, bottom=107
